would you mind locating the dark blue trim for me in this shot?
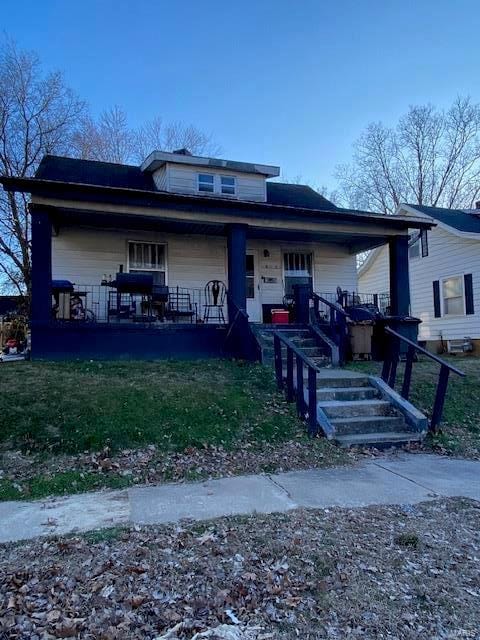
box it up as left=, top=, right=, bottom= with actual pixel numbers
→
left=389, top=236, right=410, bottom=316
left=31, top=323, right=227, bottom=360
left=31, top=211, right=52, bottom=326
left=227, top=224, right=247, bottom=314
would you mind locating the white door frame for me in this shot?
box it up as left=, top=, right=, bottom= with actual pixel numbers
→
left=246, top=250, right=262, bottom=322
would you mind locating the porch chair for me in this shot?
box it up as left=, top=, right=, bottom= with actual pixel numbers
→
left=203, top=280, right=226, bottom=323
left=165, top=288, right=196, bottom=323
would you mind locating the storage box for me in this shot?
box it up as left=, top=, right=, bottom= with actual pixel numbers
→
left=271, top=309, right=289, bottom=324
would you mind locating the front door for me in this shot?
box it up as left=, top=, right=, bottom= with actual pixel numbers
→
left=246, top=252, right=261, bottom=322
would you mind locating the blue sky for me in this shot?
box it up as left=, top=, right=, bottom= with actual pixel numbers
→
left=4, top=0, right=480, bottom=189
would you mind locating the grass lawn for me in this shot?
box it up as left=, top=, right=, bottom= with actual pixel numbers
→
left=348, top=355, right=480, bottom=458
left=0, top=359, right=347, bottom=500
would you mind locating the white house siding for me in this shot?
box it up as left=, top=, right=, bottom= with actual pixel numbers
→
left=153, top=164, right=266, bottom=202
left=358, top=246, right=390, bottom=295
left=410, top=227, right=480, bottom=342
left=152, top=166, right=167, bottom=191
left=359, top=228, right=480, bottom=343
left=52, top=228, right=357, bottom=320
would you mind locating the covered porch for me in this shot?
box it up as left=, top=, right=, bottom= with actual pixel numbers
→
left=27, top=192, right=431, bottom=359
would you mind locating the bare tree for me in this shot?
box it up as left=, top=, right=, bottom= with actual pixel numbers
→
left=0, top=39, right=85, bottom=295
left=336, top=97, right=480, bottom=214
left=74, top=110, right=220, bottom=164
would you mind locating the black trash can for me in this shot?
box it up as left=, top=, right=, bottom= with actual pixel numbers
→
left=372, top=316, right=422, bottom=359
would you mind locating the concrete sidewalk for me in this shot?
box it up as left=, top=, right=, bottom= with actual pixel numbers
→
left=1, top=454, right=479, bottom=544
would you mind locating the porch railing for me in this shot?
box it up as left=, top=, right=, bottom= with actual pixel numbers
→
left=224, top=294, right=261, bottom=360
left=311, top=293, right=350, bottom=365
left=273, top=331, right=334, bottom=437
left=51, top=284, right=225, bottom=325
left=382, top=327, right=465, bottom=432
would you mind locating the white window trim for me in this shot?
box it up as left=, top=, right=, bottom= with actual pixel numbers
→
left=282, top=250, right=315, bottom=294
left=197, top=173, right=215, bottom=193
left=220, top=175, right=236, bottom=196
left=441, top=274, right=466, bottom=317
left=126, top=240, right=168, bottom=285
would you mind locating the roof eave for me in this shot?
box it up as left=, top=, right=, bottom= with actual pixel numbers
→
left=0, top=175, right=433, bottom=230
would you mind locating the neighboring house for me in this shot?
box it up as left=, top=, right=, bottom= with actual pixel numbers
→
left=0, top=149, right=430, bottom=360
left=359, top=203, right=480, bottom=353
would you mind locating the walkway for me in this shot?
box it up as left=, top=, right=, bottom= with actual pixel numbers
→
left=1, top=454, right=479, bottom=544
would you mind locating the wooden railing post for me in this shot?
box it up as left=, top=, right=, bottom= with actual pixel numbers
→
left=296, top=354, right=304, bottom=417
left=274, top=333, right=283, bottom=389
left=308, top=366, right=318, bottom=436
left=431, top=365, right=450, bottom=432
left=401, top=345, right=416, bottom=400
left=387, top=336, right=400, bottom=389
left=286, top=347, right=294, bottom=402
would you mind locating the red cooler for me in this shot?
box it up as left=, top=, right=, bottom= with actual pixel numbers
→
left=271, top=309, right=289, bottom=324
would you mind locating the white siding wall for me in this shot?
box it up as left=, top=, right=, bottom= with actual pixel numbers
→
left=152, top=166, right=167, bottom=191
left=153, top=163, right=266, bottom=202
left=410, top=227, right=480, bottom=341
left=52, top=228, right=357, bottom=317
left=359, top=229, right=480, bottom=341
left=358, top=245, right=390, bottom=294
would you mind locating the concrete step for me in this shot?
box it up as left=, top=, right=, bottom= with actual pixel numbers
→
left=330, top=415, right=406, bottom=435
left=335, top=431, right=424, bottom=448
left=319, top=399, right=393, bottom=418
left=316, top=386, right=380, bottom=402
left=314, top=375, right=371, bottom=389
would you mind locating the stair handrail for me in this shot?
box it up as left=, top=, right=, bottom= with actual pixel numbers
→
left=224, top=293, right=261, bottom=361
left=311, top=293, right=350, bottom=365
left=274, top=331, right=333, bottom=437
left=382, top=326, right=465, bottom=431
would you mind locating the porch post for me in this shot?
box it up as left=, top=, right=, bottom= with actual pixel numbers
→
left=31, top=210, right=52, bottom=326
left=227, top=223, right=247, bottom=318
left=389, top=235, right=410, bottom=316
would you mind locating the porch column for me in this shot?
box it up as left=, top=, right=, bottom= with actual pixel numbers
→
left=227, top=223, right=247, bottom=318
left=389, top=235, right=410, bottom=316
left=31, top=210, right=52, bottom=326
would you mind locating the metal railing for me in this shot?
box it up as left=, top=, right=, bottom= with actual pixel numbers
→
left=382, top=327, right=465, bottom=431
left=315, top=290, right=391, bottom=314
left=274, top=332, right=333, bottom=437
left=51, top=284, right=225, bottom=325
left=224, top=293, right=260, bottom=361
left=311, top=293, right=350, bottom=365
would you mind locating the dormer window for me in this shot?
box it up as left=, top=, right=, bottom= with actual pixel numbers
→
left=198, top=173, right=214, bottom=193
left=221, top=176, right=236, bottom=195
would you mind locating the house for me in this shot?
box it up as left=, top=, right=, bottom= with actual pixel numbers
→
left=358, top=203, right=480, bottom=354
left=0, top=149, right=431, bottom=361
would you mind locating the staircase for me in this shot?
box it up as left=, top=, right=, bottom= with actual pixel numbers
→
left=252, top=324, right=330, bottom=368
left=252, top=324, right=427, bottom=448
left=314, top=369, right=426, bottom=448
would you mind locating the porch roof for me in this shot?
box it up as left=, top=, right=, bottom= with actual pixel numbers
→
left=29, top=203, right=413, bottom=254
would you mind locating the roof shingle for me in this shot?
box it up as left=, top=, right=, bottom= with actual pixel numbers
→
left=406, top=203, right=480, bottom=234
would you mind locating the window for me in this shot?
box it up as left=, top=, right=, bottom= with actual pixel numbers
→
left=442, top=276, right=464, bottom=316
left=128, top=241, right=166, bottom=285
left=409, top=233, right=420, bottom=259
left=283, top=252, right=313, bottom=296
left=246, top=254, right=255, bottom=299
left=198, top=174, right=214, bottom=193
left=221, top=176, right=236, bottom=195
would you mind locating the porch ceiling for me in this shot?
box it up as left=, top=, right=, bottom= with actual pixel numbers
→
left=35, top=204, right=401, bottom=253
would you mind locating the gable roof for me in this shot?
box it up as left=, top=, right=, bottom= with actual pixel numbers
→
left=36, top=155, right=338, bottom=210
left=404, top=203, right=480, bottom=234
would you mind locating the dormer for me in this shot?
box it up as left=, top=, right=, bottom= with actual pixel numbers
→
left=141, top=149, right=280, bottom=203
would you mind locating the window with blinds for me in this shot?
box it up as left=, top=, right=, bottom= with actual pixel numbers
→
left=283, top=252, right=313, bottom=295
left=128, top=242, right=166, bottom=285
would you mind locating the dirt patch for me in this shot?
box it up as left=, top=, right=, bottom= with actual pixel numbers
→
left=1, top=497, right=479, bottom=639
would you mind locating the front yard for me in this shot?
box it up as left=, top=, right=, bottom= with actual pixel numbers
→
left=1, top=498, right=479, bottom=639
left=0, top=360, right=347, bottom=500
left=348, top=355, right=480, bottom=459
